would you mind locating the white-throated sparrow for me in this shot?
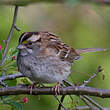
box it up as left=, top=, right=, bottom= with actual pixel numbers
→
left=17, top=32, right=105, bottom=86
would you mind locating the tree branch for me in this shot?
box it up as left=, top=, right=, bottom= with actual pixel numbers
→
left=80, top=95, right=103, bottom=110
left=74, top=106, right=110, bottom=110
left=0, top=73, right=24, bottom=82
left=82, top=66, right=102, bottom=86
left=0, top=5, right=19, bottom=66
left=0, top=73, right=24, bottom=87
left=0, top=85, right=110, bottom=98
left=83, top=0, right=110, bottom=4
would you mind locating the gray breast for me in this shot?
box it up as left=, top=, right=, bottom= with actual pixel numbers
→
left=17, top=53, right=72, bottom=83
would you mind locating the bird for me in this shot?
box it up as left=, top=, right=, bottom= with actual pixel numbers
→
left=17, top=31, right=106, bottom=94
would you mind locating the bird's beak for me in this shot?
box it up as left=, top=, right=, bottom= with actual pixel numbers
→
left=17, top=44, right=26, bottom=50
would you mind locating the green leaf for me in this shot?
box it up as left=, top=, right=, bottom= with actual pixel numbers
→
left=1, top=96, right=8, bottom=99
left=0, top=50, right=2, bottom=60
left=10, top=102, right=22, bottom=110
left=70, top=100, right=75, bottom=108
left=65, top=0, right=81, bottom=6
left=5, top=79, right=17, bottom=86
left=0, top=104, right=12, bottom=110
left=11, top=106, right=14, bottom=110
left=5, top=101, right=22, bottom=110
left=19, top=77, right=32, bottom=84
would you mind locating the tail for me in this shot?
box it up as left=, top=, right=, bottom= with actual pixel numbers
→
left=75, top=48, right=107, bottom=54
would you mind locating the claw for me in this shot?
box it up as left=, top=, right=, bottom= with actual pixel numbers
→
left=28, top=83, right=45, bottom=94
left=52, top=82, right=61, bottom=96
left=28, top=84, right=35, bottom=94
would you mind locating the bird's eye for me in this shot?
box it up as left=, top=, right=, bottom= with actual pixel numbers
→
left=28, top=42, right=32, bottom=45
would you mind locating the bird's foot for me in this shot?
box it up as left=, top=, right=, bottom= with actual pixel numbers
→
left=52, top=82, right=61, bottom=96
left=28, top=83, right=35, bottom=94
left=28, top=83, right=45, bottom=94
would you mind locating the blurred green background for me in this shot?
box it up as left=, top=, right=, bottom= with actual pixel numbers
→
left=0, top=0, right=110, bottom=110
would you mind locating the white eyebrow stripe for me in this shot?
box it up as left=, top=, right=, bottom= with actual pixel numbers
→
left=27, top=34, right=40, bottom=42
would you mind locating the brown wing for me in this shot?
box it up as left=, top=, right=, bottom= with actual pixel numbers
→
left=40, top=32, right=81, bottom=63
left=53, top=42, right=81, bottom=63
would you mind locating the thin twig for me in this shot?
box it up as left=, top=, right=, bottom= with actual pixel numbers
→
left=82, top=95, right=103, bottom=109
left=81, top=66, right=103, bottom=86
left=80, top=66, right=104, bottom=109
left=0, top=81, right=7, bottom=87
left=0, top=73, right=24, bottom=87
left=74, top=106, right=90, bottom=110
left=80, top=95, right=103, bottom=110
left=0, top=73, right=24, bottom=82
left=14, top=25, right=20, bottom=31
left=54, top=95, right=66, bottom=110
left=74, top=106, right=110, bottom=110
left=80, top=95, right=99, bottom=110
left=0, top=5, right=19, bottom=66
left=57, top=95, right=65, bottom=110
left=63, top=80, right=104, bottom=109
left=83, top=0, right=110, bottom=4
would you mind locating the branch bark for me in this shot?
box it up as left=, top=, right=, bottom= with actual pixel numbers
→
left=0, top=85, right=110, bottom=98
left=0, top=73, right=24, bottom=87
left=84, top=0, right=110, bottom=4
left=0, top=73, right=24, bottom=82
